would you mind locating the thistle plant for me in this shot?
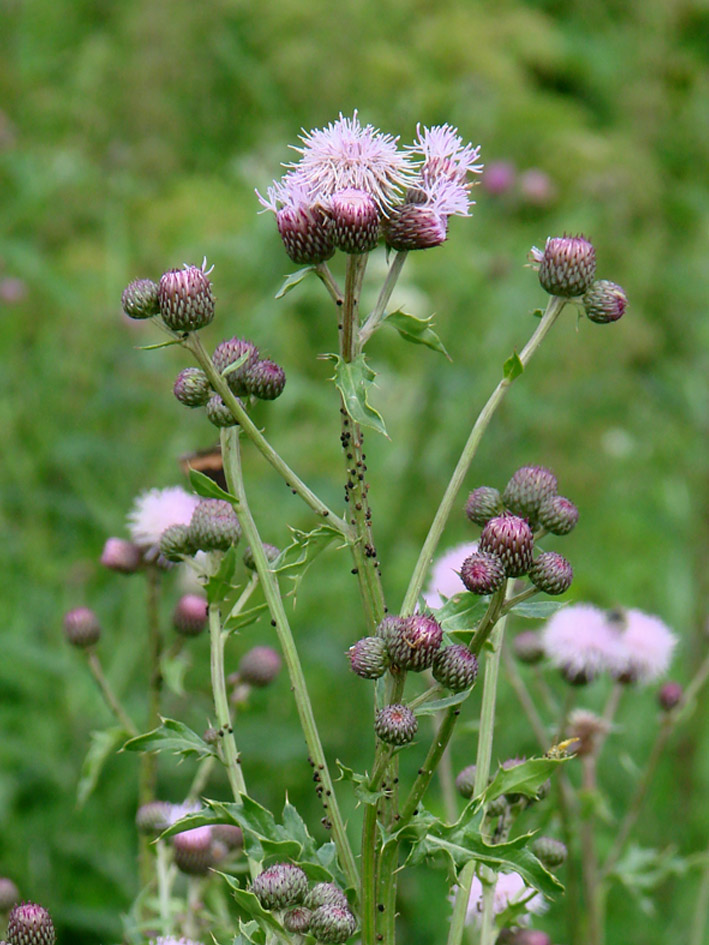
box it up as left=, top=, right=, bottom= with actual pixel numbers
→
left=47, top=111, right=709, bottom=945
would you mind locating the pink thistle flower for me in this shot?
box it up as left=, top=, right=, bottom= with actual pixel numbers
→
left=541, top=603, right=622, bottom=683
left=257, top=172, right=335, bottom=264
left=152, top=938, right=205, bottom=945
left=607, top=608, right=677, bottom=684
left=423, top=542, right=479, bottom=609
left=408, top=123, right=483, bottom=189
left=461, top=872, right=545, bottom=925
left=287, top=111, right=416, bottom=212
left=127, top=486, right=199, bottom=560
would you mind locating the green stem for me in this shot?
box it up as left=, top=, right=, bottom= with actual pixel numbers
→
left=314, top=262, right=344, bottom=305
left=341, top=253, right=368, bottom=360
left=155, top=839, right=174, bottom=935
left=500, top=586, right=539, bottom=615
left=400, top=296, right=566, bottom=616
left=359, top=250, right=409, bottom=345
left=220, top=427, right=359, bottom=891
left=184, top=334, right=350, bottom=536
left=85, top=650, right=138, bottom=736
left=446, top=860, right=475, bottom=945
left=208, top=604, right=247, bottom=797
left=690, top=855, right=709, bottom=945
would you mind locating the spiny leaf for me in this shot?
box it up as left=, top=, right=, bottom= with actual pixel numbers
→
left=224, top=601, right=269, bottom=633
left=275, top=266, right=315, bottom=300
left=383, top=309, right=451, bottom=358
left=123, top=718, right=215, bottom=760
left=136, top=337, right=183, bottom=351
left=413, top=688, right=474, bottom=717
left=503, top=350, right=524, bottom=380
left=481, top=756, right=572, bottom=807
left=435, top=593, right=490, bottom=633
left=77, top=727, right=128, bottom=808
left=328, top=354, right=388, bottom=437
left=273, top=524, right=342, bottom=602
left=508, top=599, right=567, bottom=619
left=206, top=545, right=239, bottom=604
left=336, top=760, right=387, bottom=806
left=189, top=467, right=238, bottom=503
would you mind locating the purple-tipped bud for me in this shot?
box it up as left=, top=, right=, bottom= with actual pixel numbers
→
left=63, top=607, right=101, bottom=648
left=243, top=542, right=280, bottom=570
left=529, top=552, right=573, bottom=596
left=212, top=337, right=259, bottom=395
left=375, top=614, right=405, bottom=641
left=530, top=836, right=567, bottom=869
left=283, top=907, right=313, bottom=934
left=206, top=394, right=238, bottom=428
left=537, top=235, right=596, bottom=297
left=172, top=826, right=215, bottom=876
left=658, top=681, right=683, bottom=711
left=465, top=486, right=502, bottom=526
left=502, top=465, right=558, bottom=528
left=479, top=514, right=534, bottom=577
left=374, top=704, right=418, bottom=745
left=7, top=903, right=55, bottom=945
left=455, top=764, right=477, bottom=798
left=330, top=188, right=380, bottom=254
left=188, top=499, right=241, bottom=552
left=212, top=824, right=244, bottom=850
left=385, top=203, right=447, bottom=251
left=135, top=801, right=172, bottom=836
left=159, top=524, right=193, bottom=562
left=385, top=614, right=443, bottom=671
left=583, top=279, right=627, bottom=324
left=243, top=359, right=286, bottom=400
left=460, top=551, right=507, bottom=595
left=308, top=904, right=357, bottom=944
left=277, top=204, right=335, bottom=265
left=100, top=537, right=142, bottom=574
left=158, top=265, right=215, bottom=332
left=512, top=630, right=545, bottom=665
left=237, top=646, right=282, bottom=687
left=432, top=645, right=478, bottom=692
left=121, top=278, right=160, bottom=319
left=538, top=494, right=579, bottom=535
left=252, top=863, right=308, bottom=909
left=348, top=636, right=389, bottom=679
left=173, top=368, right=211, bottom=407
left=173, top=594, right=208, bottom=637
left=0, top=879, right=19, bottom=912
left=304, top=883, right=349, bottom=911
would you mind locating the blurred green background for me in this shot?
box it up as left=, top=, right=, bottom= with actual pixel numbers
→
left=1, top=0, right=709, bottom=942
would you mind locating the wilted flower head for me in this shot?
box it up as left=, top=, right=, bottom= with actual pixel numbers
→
left=127, top=486, right=199, bottom=558
left=423, top=542, right=479, bottom=608
left=541, top=603, right=620, bottom=683
left=462, top=872, right=545, bottom=925
left=607, top=608, right=677, bottom=684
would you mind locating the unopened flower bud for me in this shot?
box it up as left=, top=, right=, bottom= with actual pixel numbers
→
left=538, top=495, right=578, bottom=535
left=283, top=907, right=313, bottom=934
left=308, top=904, right=357, bottom=944
left=0, top=878, right=19, bottom=912
left=385, top=203, right=447, bottom=251
left=188, top=499, right=241, bottom=552
left=158, top=265, right=215, bottom=332
left=212, top=338, right=259, bottom=395
left=348, top=636, right=389, bottom=679
left=243, top=359, right=286, bottom=400
left=135, top=801, right=172, bottom=836
left=172, top=826, right=215, bottom=875
left=63, top=607, right=101, bottom=648
left=432, top=645, right=478, bottom=692
left=206, top=394, right=238, bottom=428
left=536, top=235, right=596, bottom=297
left=513, top=630, right=545, bottom=665
left=7, top=903, right=55, bottom=945
left=243, top=543, right=280, bottom=570
left=455, top=765, right=477, bottom=798
left=529, top=552, right=573, bottom=596
left=276, top=204, right=335, bottom=265
left=159, top=524, right=193, bottom=562
left=212, top=824, right=243, bottom=850
left=252, top=863, right=308, bottom=909
left=375, top=614, right=405, bottom=642
left=530, top=836, right=567, bottom=869
left=304, top=883, right=349, bottom=911
left=173, top=594, right=208, bottom=636
left=203, top=727, right=220, bottom=745
left=374, top=704, right=418, bottom=745
left=100, top=537, right=142, bottom=574
left=479, top=514, right=534, bottom=578
left=465, top=486, right=502, bottom=526
left=122, top=278, right=160, bottom=319
left=330, top=188, right=380, bottom=254
left=658, top=681, right=683, bottom=711
left=583, top=279, right=627, bottom=324
left=238, top=646, right=282, bottom=687
left=460, top=551, right=507, bottom=595
left=174, top=368, right=211, bottom=407
left=385, top=614, right=443, bottom=671
left=487, top=794, right=509, bottom=817
left=502, top=465, right=558, bottom=529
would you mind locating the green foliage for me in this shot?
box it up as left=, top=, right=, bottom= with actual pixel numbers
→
left=328, top=353, right=388, bottom=437
left=383, top=309, right=450, bottom=358
left=123, top=718, right=216, bottom=760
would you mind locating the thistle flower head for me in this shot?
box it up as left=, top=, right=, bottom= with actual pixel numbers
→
left=423, top=542, right=479, bottom=608
left=100, top=536, right=142, bottom=574
left=257, top=172, right=335, bottom=264
left=607, top=608, right=677, bottom=684
left=408, top=123, right=483, bottom=188
left=7, top=902, right=56, bottom=945
left=541, top=603, right=620, bottom=683
left=172, top=825, right=215, bottom=876
left=462, top=872, right=545, bottom=926
left=288, top=111, right=416, bottom=212
left=158, top=260, right=215, bottom=332
left=127, top=487, right=199, bottom=558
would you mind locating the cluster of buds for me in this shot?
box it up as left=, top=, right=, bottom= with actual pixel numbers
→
left=135, top=805, right=243, bottom=875
left=121, top=260, right=215, bottom=332
left=258, top=114, right=483, bottom=263
left=6, top=902, right=56, bottom=945
left=529, top=234, right=627, bottom=323
left=252, top=866, right=356, bottom=944
left=159, top=498, right=241, bottom=560
left=462, top=465, right=576, bottom=598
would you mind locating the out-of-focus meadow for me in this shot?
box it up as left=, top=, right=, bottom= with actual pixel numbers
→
left=1, top=0, right=708, bottom=942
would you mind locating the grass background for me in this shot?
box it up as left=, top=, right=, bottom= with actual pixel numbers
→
left=1, top=0, right=708, bottom=942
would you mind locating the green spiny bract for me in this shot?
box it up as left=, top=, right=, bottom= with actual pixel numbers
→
left=243, top=358, right=286, bottom=400
left=583, top=279, right=627, bottom=324
left=502, top=465, right=558, bottom=529
left=374, top=704, right=418, bottom=745
left=537, top=494, right=579, bottom=535
left=283, top=907, right=313, bottom=934
left=243, top=542, right=280, bottom=570
left=432, top=645, right=478, bottom=692
left=537, top=235, right=596, bottom=297
left=479, top=514, right=534, bottom=578
left=348, top=636, right=390, bottom=679
left=188, top=499, right=241, bottom=552
left=173, top=368, right=211, bottom=407
left=212, top=337, right=259, bottom=395
left=206, top=394, right=238, bottom=428
left=304, top=883, right=349, bottom=911
left=159, top=524, right=193, bottom=561
left=530, top=836, right=568, bottom=869
left=158, top=265, right=215, bottom=332
left=251, top=863, right=308, bottom=910
left=384, top=614, right=442, bottom=671
left=121, top=278, right=160, bottom=319
left=465, top=486, right=503, bottom=525
left=308, top=904, right=357, bottom=944
left=529, top=551, right=573, bottom=595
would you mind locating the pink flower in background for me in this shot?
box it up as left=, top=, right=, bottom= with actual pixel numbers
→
left=541, top=603, right=622, bottom=682
left=463, top=871, right=545, bottom=925
left=423, top=542, right=479, bottom=608
left=608, top=608, right=677, bottom=684
left=127, top=486, right=199, bottom=557
left=483, top=161, right=516, bottom=196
